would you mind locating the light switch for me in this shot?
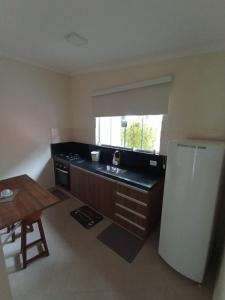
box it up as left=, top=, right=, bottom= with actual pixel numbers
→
left=150, top=160, right=157, bottom=166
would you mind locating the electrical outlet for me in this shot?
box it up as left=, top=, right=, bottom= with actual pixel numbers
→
left=150, top=160, right=157, bottom=166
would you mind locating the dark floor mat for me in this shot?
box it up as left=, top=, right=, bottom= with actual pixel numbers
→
left=97, top=223, right=144, bottom=263
left=70, top=206, right=103, bottom=229
left=51, top=189, right=70, bottom=201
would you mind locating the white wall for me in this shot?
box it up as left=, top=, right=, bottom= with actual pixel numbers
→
left=0, top=58, right=71, bottom=188
left=71, top=51, right=225, bottom=154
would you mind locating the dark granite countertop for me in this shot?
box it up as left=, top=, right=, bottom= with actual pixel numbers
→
left=69, top=159, right=161, bottom=191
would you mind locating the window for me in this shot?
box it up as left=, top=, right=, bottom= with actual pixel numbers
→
left=96, top=115, right=163, bottom=153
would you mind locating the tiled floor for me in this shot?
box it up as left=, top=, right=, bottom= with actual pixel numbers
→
left=2, top=191, right=214, bottom=300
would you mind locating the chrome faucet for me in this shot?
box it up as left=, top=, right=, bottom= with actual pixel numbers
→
left=112, top=150, right=120, bottom=166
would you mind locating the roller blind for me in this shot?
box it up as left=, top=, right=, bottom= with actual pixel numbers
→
left=92, top=76, right=172, bottom=117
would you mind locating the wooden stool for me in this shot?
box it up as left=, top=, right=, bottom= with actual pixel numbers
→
left=21, top=212, right=49, bottom=269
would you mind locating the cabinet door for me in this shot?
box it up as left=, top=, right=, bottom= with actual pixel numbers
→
left=87, top=172, right=116, bottom=219
left=70, top=165, right=88, bottom=203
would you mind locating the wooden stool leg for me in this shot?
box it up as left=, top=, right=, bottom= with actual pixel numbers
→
left=21, top=222, right=27, bottom=269
left=3, top=225, right=16, bottom=242
left=37, top=219, right=49, bottom=257
left=20, top=217, right=49, bottom=268
left=11, top=225, right=16, bottom=243
left=6, top=226, right=11, bottom=234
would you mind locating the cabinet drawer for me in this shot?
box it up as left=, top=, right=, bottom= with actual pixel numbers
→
left=115, top=194, right=149, bottom=216
left=115, top=205, right=147, bottom=227
left=115, top=214, right=147, bottom=239
left=117, top=183, right=150, bottom=205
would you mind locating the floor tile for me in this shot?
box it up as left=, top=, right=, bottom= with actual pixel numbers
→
left=1, top=192, right=214, bottom=300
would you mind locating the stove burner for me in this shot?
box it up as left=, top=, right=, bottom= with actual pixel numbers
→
left=58, top=153, right=81, bottom=161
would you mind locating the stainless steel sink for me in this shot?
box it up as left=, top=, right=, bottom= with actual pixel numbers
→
left=97, top=165, right=127, bottom=175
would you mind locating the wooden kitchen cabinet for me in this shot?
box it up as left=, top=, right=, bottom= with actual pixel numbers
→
left=70, top=165, right=88, bottom=203
left=70, top=164, right=164, bottom=239
left=114, top=180, right=164, bottom=239
left=70, top=165, right=116, bottom=219
left=87, top=172, right=116, bottom=219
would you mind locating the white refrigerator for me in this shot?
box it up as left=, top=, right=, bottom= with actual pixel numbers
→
left=159, top=140, right=225, bottom=283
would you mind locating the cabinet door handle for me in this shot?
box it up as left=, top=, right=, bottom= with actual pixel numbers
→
left=55, top=168, right=68, bottom=174
left=70, top=165, right=116, bottom=183
left=115, top=213, right=146, bottom=231
left=118, top=182, right=148, bottom=194
left=115, top=202, right=146, bottom=219
left=116, top=192, right=148, bottom=207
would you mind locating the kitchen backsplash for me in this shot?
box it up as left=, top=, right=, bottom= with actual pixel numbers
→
left=51, top=142, right=166, bottom=176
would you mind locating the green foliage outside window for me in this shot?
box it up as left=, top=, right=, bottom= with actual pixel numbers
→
left=121, top=121, right=156, bottom=150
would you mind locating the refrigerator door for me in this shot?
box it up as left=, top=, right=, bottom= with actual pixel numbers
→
left=159, top=140, right=224, bottom=282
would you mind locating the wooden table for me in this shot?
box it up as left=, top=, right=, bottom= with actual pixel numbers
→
left=0, top=174, right=60, bottom=230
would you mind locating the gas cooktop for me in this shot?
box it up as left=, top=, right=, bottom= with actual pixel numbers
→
left=57, top=153, right=81, bottom=161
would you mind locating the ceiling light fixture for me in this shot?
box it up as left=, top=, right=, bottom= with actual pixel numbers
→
left=64, top=32, right=88, bottom=46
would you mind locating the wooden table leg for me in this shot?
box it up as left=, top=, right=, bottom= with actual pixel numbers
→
left=21, top=222, right=27, bottom=269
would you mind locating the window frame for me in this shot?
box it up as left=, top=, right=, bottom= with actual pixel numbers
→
left=96, top=115, right=163, bottom=154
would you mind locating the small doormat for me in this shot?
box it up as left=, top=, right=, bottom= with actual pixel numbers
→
left=70, top=206, right=103, bottom=229
left=51, top=189, right=70, bottom=201
left=97, top=223, right=144, bottom=263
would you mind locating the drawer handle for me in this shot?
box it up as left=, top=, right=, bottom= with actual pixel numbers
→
left=55, top=168, right=68, bottom=174
left=115, top=202, right=146, bottom=219
left=115, top=213, right=146, bottom=231
left=71, top=165, right=116, bottom=183
left=118, top=182, right=148, bottom=194
left=116, top=192, right=148, bottom=207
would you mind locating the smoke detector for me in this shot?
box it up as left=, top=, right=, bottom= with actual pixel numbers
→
left=64, top=32, right=88, bottom=46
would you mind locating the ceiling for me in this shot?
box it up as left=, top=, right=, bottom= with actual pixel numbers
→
left=1, top=0, right=225, bottom=75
